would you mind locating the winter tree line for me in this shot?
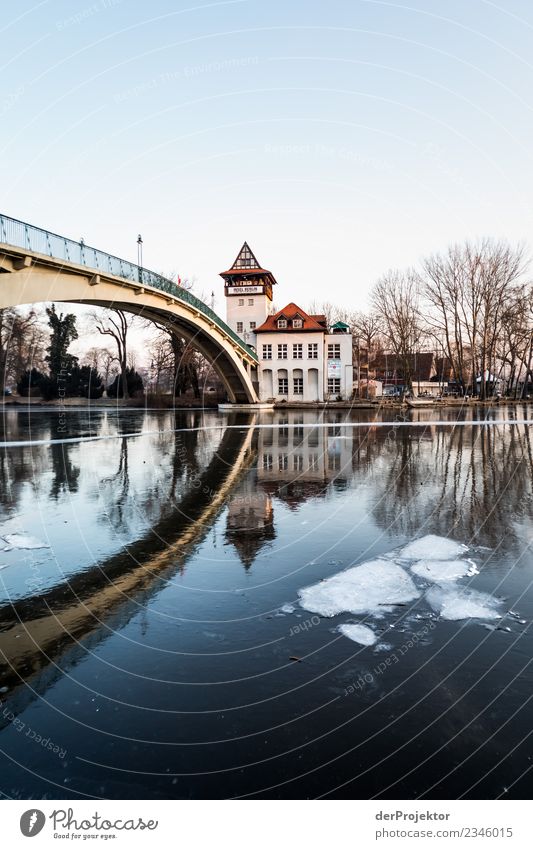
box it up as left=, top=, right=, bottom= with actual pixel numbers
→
left=0, top=303, right=211, bottom=401
left=310, top=238, right=533, bottom=399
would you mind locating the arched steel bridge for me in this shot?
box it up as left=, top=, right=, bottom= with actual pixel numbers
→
left=0, top=214, right=259, bottom=402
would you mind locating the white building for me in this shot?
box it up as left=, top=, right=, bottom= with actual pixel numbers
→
left=221, top=243, right=353, bottom=402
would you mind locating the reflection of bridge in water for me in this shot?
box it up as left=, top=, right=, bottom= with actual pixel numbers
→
left=1, top=407, right=532, bottom=715
left=0, top=214, right=259, bottom=402
left=0, top=415, right=258, bottom=699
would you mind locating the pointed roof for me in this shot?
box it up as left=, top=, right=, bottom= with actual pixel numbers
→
left=256, top=302, right=326, bottom=333
left=231, top=241, right=261, bottom=270
left=220, top=242, right=277, bottom=285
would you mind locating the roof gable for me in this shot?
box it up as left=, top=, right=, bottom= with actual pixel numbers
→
left=256, top=302, right=326, bottom=333
left=231, top=242, right=261, bottom=270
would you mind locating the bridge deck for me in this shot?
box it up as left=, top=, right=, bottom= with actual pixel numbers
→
left=0, top=213, right=257, bottom=364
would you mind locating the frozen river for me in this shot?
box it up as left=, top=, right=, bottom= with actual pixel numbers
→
left=0, top=404, right=532, bottom=799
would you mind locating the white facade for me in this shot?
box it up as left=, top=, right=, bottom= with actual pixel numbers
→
left=256, top=329, right=352, bottom=402
left=226, top=292, right=273, bottom=349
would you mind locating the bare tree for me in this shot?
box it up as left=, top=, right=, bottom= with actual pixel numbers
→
left=0, top=307, right=48, bottom=387
left=92, top=309, right=135, bottom=399
left=82, top=346, right=117, bottom=393
left=147, top=334, right=174, bottom=393
left=423, top=240, right=528, bottom=398
left=307, top=300, right=349, bottom=327
left=371, top=269, right=422, bottom=393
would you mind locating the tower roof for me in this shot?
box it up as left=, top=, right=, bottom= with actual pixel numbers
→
left=220, top=242, right=277, bottom=286
left=231, top=242, right=261, bottom=270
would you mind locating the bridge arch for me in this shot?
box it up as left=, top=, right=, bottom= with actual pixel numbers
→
left=0, top=216, right=259, bottom=403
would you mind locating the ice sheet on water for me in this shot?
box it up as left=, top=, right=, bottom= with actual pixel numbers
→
left=338, top=623, right=377, bottom=646
left=427, top=586, right=501, bottom=621
left=400, top=535, right=467, bottom=561
left=299, top=559, right=420, bottom=617
left=2, top=533, right=49, bottom=550
left=411, top=559, right=471, bottom=583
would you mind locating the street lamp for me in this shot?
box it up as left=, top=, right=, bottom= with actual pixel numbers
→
left=137, top=234, right=143, bottom=282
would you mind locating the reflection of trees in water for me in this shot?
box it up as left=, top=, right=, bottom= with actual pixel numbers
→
left=97, top=413, right=223, bottom=536
left=371, top=423, right=533, bottom=548
left=100, top=437, right=131, bottom=530
left=0, top=445, right=50, bottom=511
left=49, top=443, right=80, bottom=500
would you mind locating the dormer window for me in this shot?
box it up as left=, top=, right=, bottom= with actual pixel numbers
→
left=293, top=318, right=303, bottom=328
left=277, top=318, right=287, bottom=329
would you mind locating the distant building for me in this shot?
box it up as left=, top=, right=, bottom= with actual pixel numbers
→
left=221, top=243, right=353, bottom=402
left=371, top=352, right=436, bottom=387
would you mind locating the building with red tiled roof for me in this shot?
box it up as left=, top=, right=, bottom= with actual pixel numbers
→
left=255, top=303, right=327, bottom=334
left=222, top=243, right=353, bottom=402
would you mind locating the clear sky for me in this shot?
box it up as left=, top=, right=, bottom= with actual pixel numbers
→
left=3, top=0, right=533, bottom=315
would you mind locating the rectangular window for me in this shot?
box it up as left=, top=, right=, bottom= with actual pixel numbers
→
left=293, top=454, right=303, bottom=471
left=293, top=377, right=303, bottom=395
left=238, top=298, right=244, bottom=306
left=328, top=343, right=341, bottom=359
left=236, top=322, right=244, bottom=333
left=278, top=377, right=288, bottom=394
left=262, top=344, right=272, bottom=360
left=277, top=344, right=287, bottom=359
left=293, top=343, right=303, bottom=359
left=308, top=343, right=318, bottom=359
left=293, top=318, right=303, bottom=328
left=277, top=319, right=287, bottom=329
left=250, top=321, right=256, bottom=330
left=278, top=454, right=288, bottom=471
left=309, top=453, right=319, bottom=472
left=248, top=298, right=254, bottom=306
left=262, top=453, right=273, bottom=470
left=328, top=378, right=341, bottom=395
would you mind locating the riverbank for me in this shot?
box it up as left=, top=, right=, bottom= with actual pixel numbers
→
left=273, top=397, right=531, bottom=410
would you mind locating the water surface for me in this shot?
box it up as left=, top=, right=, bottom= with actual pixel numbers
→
left=0, top=405, right=532, bottom=799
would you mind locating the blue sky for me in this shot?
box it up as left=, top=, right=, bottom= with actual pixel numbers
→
left=3, top=0, right=533, bottom=312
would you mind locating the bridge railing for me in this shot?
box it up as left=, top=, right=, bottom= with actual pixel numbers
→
left=0, top=213, right=257, bottom=362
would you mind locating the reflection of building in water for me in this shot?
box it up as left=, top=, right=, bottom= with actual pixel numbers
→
left=257, top=412, right=354, bottom=507
left=225, top=472, right=275, bottom=568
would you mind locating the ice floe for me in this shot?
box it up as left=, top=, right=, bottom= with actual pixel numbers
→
left=2, top=533, right=49, bottom=550
left=410, top=559, right=471, bottom=583
left=280, top=603, right=295, bottom=614
left=297, top=534, right=520, bottom=645
left=299, top=559, right=420, bottom=617
left=400, top=535, right=467, bottom=561
left=427, top=586, right=501, bottom=621
left=338, top=623, right=377, bottom=646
